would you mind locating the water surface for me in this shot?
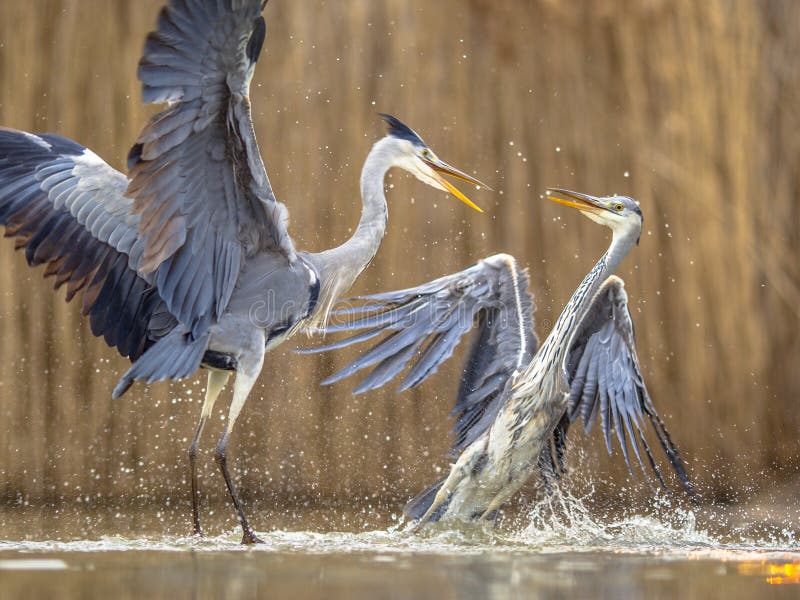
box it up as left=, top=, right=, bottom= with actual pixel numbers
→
left=1, top=493, right=798, bottom=599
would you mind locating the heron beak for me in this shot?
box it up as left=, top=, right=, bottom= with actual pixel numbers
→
left=545, top=188, right=607, bottom=214
left=425, top=157, right=489, bottom=213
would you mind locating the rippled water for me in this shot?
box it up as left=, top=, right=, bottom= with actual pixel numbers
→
left=1, top=491, right=799, bottom=599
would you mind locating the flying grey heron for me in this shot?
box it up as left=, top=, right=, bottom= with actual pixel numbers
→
left=306, top=188, right=695, bottom=528
left=0, top=0, right=487, bottom=544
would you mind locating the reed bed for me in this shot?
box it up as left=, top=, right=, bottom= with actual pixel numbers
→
left=0, top=0, right=797, bottom=507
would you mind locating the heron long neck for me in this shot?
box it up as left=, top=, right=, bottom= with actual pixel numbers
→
left=305, top=138, right=394, bottom=327
left=529, top=225, right=639, bottom=378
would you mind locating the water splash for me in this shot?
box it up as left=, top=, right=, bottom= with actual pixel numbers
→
left=508, top=485, right=715, bottom=553
left=0, top=489, right=798, bottom=560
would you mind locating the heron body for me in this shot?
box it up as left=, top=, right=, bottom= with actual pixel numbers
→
left=0, top=0, right=487, bottom=543
left=309, top=189, right=693, bottom=527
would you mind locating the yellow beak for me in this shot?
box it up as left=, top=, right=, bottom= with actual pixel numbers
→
left=545, top=187, right=607, bottom=214
left=425, top=157, right=490, bottom=213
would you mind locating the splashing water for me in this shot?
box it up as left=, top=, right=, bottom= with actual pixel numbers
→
left=0, top=485, right=797, bottom=560
left=507, top=485, right=716, bottom=553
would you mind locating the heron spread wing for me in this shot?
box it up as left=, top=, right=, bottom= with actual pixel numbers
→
left=0, top=129, right=173, bottom=360
left=563, top=275, right=694, bottom=496
left=305, top=253, right=538, bottom=455
left=128, top=0, right=294, bottom=337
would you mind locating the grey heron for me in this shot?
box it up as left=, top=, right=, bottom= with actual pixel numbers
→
left=0, top=0, right=487, bottom=543
left=306, top=188, right=695, bottom=528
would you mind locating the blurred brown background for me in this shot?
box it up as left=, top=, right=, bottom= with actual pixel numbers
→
left=0, top=0, right=798, bottom=522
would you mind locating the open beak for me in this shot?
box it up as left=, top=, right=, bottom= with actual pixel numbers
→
left=424, top=156, right=490, bottom=213
left=545, top=188, right=608, bottom=214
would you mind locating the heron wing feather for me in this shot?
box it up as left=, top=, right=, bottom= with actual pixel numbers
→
left=303, top=253, right=538, bottom=459
left=0, top=128, right=175, bottom=360
left=129, top=0, right=294, bottom=337
left=562, top=275, right=694, bottom=498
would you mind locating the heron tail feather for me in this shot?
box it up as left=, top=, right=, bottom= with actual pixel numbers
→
left=112, top=329, right=209, bottom=399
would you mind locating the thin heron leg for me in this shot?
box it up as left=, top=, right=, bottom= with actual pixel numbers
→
left=409, top=456, right=479, bottom=532
left=188, top=370, right=230, bottom=536
left=214, top=363, right=263, bottom=545
left=478, top=495, right=504, bottom=522
left=410, top=481, right=453, bottom=533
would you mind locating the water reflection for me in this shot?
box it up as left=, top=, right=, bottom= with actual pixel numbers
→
left=1, top=548, right=799, bottom=600
left=738, top=561, right=800, bottom=586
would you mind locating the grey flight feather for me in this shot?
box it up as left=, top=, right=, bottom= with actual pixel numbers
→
left=128, top=0, right=295, bottom=338
left=0, top=128, right=174, bottom=360
left=304, top=253, right=537, bottom=458
left=563, top=275, right=694, bottom=497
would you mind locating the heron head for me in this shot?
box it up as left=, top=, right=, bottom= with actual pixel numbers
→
left=545, top=188, right=643, bottom=240
left=379, top=114, right=488, bottom=213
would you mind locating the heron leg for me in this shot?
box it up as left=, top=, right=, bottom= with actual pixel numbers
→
left=410, top=483, right=452, bottom=534
left=478, top=496, right=503, bottom=522
left=214, top=363, right=264, bottom=545
left=188, top=370, right=230, bottom=536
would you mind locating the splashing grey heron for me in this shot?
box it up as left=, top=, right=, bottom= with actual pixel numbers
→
left=306, top=188, right=695, bottom=528
left=0, top=0, right=488, bottom=543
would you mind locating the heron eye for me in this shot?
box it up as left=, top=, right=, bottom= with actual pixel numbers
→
left=422, top=149, right=432, bottom=160
left=614, top=203, right=624, bottom=211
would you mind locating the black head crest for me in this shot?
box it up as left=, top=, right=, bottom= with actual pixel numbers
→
left=379, top=114, right=425, bottom=146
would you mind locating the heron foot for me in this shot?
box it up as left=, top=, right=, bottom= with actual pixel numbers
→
left=408, top=520, right=425, bottom=534
left=241, top=529, right=265, bottom=545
